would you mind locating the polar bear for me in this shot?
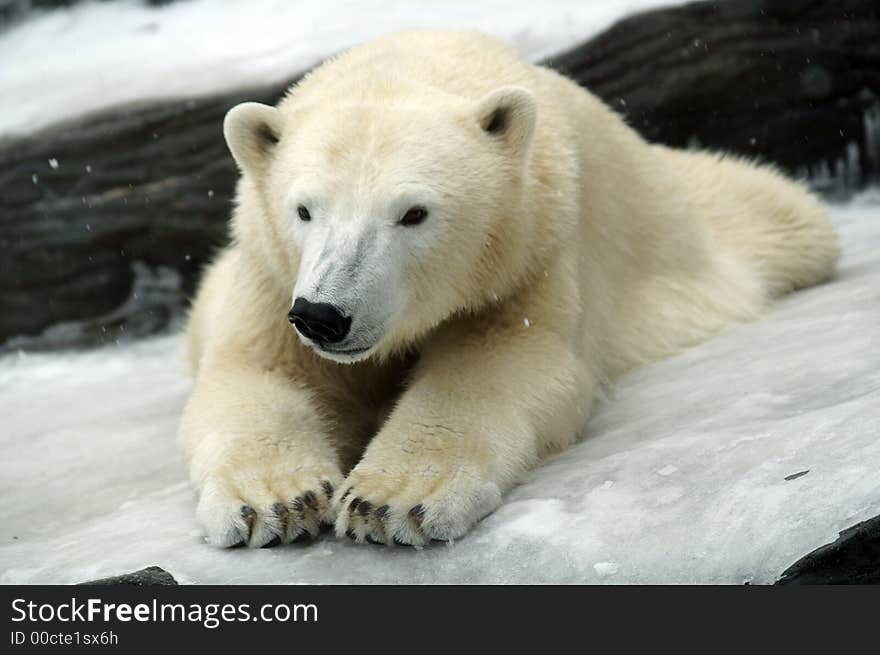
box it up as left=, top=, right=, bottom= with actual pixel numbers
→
left=179, top=30, right=839, bottom=548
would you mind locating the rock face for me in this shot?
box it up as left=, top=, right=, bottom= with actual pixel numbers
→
left=1, top=0, right=878, bottom=350
left=0, top=87, right=279, bottom=350
left=79, top=565, right=178, bottom=586
left=775, top=514, right=880, bottom=585
left=547, top=0, right=880, bottom=194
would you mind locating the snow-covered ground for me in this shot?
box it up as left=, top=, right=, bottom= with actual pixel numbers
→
left=2, top=193, right=878, bottom=585
left=0, top=0, right=673, bottom=137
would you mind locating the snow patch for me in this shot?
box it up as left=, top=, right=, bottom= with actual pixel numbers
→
left=0, top=0, right=674, bottom=137
left=593, top=562, right=619, bottom=577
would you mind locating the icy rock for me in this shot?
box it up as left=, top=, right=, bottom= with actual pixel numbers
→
left=775, top=514, right=880, bottom=585
left=79, top=566, right=178, bottom=586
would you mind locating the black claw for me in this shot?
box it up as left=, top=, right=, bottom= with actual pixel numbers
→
left=345, top=528, right=357, bottom=541
left=240, top=505, right=257, bottom=529
left=375, top=504, right=390, bottom=519
left=303, top=490, right=318, bottom=509
left=349, top=497, right=362, bottom=513
left=321, top=480, right=335, bottom=498
left=291, top=497, right=305, bottom=512
left=408, top=504, right=425, bottom=520
left=261, top=536, right=282, bottom=549
left=272, top=502, right=289, bottom=518
left=357, top=500, right=373, bottom=516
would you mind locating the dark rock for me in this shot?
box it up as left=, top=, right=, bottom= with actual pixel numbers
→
left=78, top=565, right=178, bottom=586
left=0, top=1, right=178, bottom=30
left=1, top=0, right=878, bottom=349
left=546, top=0, right=880, bottom=195
left=0, top=87, right=281, bottom=350
left=775, top=514, right=880, bottom=585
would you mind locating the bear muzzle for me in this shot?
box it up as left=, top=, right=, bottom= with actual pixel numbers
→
left=288, top=297, right=352, bottom=345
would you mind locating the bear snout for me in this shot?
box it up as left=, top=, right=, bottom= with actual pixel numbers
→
left=288, top=297, right=351, bottom=345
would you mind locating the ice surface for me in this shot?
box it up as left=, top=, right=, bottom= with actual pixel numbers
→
left=0, top=0, right=673, bottom=137
left=2, top=194, right=878, bottom=584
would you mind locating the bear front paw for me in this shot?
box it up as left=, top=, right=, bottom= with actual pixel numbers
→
left=333, top=465, right=502, bottom=547
left=196, top=467, right=342, bottom=548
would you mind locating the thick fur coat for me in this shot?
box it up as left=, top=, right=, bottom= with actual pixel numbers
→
left=179, top=31, right=839, bottom=547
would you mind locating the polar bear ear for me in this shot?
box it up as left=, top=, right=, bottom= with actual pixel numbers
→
left=474, top=86, right=537, bottom=156
left=223, top=102, right=282, bottom=176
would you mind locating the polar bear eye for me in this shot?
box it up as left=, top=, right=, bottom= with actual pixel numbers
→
left=297, top=205, right=311, bottom=222
left=399, top=206, right=428, bottom=227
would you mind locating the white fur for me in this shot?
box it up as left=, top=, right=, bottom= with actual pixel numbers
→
left=179, top=30, right=840, bottom=548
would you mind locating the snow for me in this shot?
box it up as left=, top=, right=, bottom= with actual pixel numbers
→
left=0, top=0, right=673, bottom=137
left=2, top=193, right=878, bottom=585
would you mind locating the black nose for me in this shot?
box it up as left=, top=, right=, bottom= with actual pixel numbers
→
left=288, top=297, right=351, bottom=344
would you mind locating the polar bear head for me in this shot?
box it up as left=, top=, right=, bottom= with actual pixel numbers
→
left=224, top=87, right=538, bottom=363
